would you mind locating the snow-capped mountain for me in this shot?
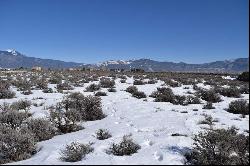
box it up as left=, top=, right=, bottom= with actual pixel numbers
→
left=91, top=58, right=249, bottom=73
left=6, top=49, right=18, bottom=56
left=0, top=50, right=83, bottom=69
left=97, top=60, right=133, bottom=67
left=0, top=49, right=248, bottom=72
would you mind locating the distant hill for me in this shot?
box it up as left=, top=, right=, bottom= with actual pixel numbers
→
left=0, top=49, right=83, bottom=69
left=91, top=58, right=249, bottom=73
left=0, top=49, right=248, bottom=73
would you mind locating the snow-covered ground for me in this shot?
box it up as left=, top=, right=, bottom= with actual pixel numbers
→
left=1, top=76, right=249, bottom=165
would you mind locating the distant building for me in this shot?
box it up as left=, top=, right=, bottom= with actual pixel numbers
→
left=32, top=66, right=42, bottom=71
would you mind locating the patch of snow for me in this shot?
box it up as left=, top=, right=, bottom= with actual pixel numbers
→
left=1, top=76, right=248, bottom=165
left=222, top=75, right=236, bottom=80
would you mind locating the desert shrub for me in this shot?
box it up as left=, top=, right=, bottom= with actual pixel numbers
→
left=147, top=79, right=157, bottom=84
left=108, top=87, right=117, bottom=92
left=126, top=86, right=138, bottom=94
left=35, top=79, right=48, bottom=90
left=61, top=92, right=85, bottom=112
left=133, top=79, right=145, bottom=85
left=0, top=110, right=30, bottom=129
left=150, top=87, right=176, bottom=103
left=239, top=84, right=249, bottom=94
left=15, top=79, right=33, bottom=95
left=193, top=84, right=202, bottom=91
left=80, top=95, right=105, bottom=121
left=50, top=97, right=82, bottom=133
left=50, top=105, right=82, bottom=134
left=202, top=102, right=215, bottom=109
left=61, top=92, right=105, bottom=121
left=21, top=90, right=33, bottom=95
left=85, top=83, right=101, bottom=92
left=25, top=118, right=57, bottom=142
left=15, top=79, right=31, bottom=91
left=120, top=79, right=126, bottom=83
left=171, top=133, right=188, bottom=137
left=118, top=75, right=127, bottom=80
left=96, top=129, right=112, bottom=140
left=49, top=74, right=62, bottom=84
left=42, top=88, right=53, bottom=93
left=108, top=74, right=117, bottom=79
left=0, top=89, right=15, bottom=99
left=196, top=89, right=222, bottom=103
left=186, top=95, right=201, bottom=104
left=237, top=72, right=249, bottom=82
left=172, top=95, right=187, bottom=105
left=226, top=100, right=249, bottom=115
left=185, top=127, right=249, bottom=165
left=95, top=91, right=107, bottom=96
left=0, top=102, right=12, bottom=112
left=179, top=78, right=197, bottom=85
left=0, top=125, right=36, bottom=164
left=107, top=135, right=141, bottom=156
left=60, top=142, right=94, bottom=162
left=0, top=80, right=15, bottom=99
left=215, top=86, right=241, bottom=98
left=164, top=79, right=181, bottom=87
left=198, top=115, right=214, bottom=126
left=99, top=78, right=115, bottom=88
left=0, top=80, right=11, bottom=89
left=11, top=99, right=31, bottom=111
left=57, top=82, right=74, bottom=91
left=132, top=91, right=147, bottom=99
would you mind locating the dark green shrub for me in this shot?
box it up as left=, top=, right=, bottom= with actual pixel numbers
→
left=0, top=110, right=30, bottom=129
left=0, top=80, right=15, bottom=99
left=186, top=95, right=201, bottom=104
left=185, top=127, right=249, bottom=165
left=25, top=118, right=57, bottom=142
left=150, top=87, right=175, bottom=103
left=0, top=125, right=36, bottom=164
left=85, top=83, right=101, bottom=92
left=202, top=102, right=215, bottom=109
left=60, top=142, right=94, bottom=162
left=215, top=86, right=241, bottom=98
left=173, top=95, right=187, bottom=105
left=61, top=92, right=105, bottom=121
left=107, top=135, right=141, bottom=156
left=99, top=78, right=115, bottom=88
left=11, top=99, right=31, bottom=111
left=196, top=89, right=222, bottom=103
left=126, top=86, right=138, bottom=94
left=132, top=91, right=147, bottom=99
left=57, top=82, right=74, bottom=91
left=133, top=80, right=145, bottom=85
left=226, top=100, right=249, bottom=115
left=95, top=91, right=107, bottom=96
left=42, top=88, right=53, bottom=93
left=108, top=87, right=117, bottom=92
left=237, top=72, right=249, bottom=82
left=96, top=129, right=112, bottom=140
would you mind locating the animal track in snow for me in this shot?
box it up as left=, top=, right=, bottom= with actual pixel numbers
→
left=144, top=139, right=153, bottom=146
left=154, top=151, right=163, bottom=161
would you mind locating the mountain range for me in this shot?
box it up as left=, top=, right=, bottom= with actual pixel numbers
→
left=0, top=49, right=248, bottom=73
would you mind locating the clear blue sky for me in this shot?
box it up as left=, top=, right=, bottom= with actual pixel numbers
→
left=0, top=0, right=249, bottom=64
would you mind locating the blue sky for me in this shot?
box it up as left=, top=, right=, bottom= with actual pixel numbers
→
left=0, top=0, right=248, bottom=64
